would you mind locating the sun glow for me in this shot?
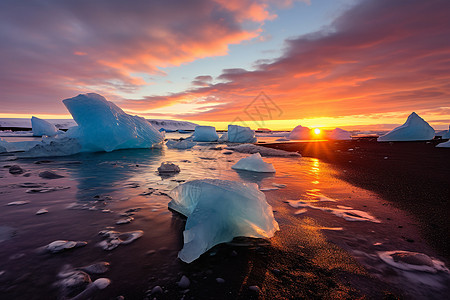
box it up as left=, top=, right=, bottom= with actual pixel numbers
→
left=313, top=128, right=321, bottom=135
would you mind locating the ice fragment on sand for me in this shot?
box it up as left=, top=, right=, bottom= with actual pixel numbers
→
left=7, top=201, right=30, bottom=206
left=226, top=144, right=301, bottom=157
left=63, top=93, right=164, bottom=152
left=26, top=186, right=70, bottom=193
left=44, top=240, right=87, bottom=253
left=31, top=116, right=58, bottom=137
left=97, top=230, right=143, bottom=250
left=327, top=128, right=352, bottom=140
left=168, top=179, right=279, bottom=263
left=192, top=126, right=219, bottom=142
left=232, top=153, right=275, bottom=173
left=78, top=262, right=110, bottom=275
left=378, top=112, right=434, bottom=141
left=227, top=125, right=257, bottom=143
left=157, top=162, right=180, bottom=174
left=166, top=139, right=196, bottom=149
left=36, top=208, right=48, bottom=215
left=39, top=170, right=64, bottom=179
left=378, top=251, right=449, bottom=273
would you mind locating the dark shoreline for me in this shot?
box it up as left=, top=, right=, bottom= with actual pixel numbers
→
left=261, top=138, right=450, bottom=259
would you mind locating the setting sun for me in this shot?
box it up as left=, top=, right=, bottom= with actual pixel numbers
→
left=314, top=128, right=321, bottom=135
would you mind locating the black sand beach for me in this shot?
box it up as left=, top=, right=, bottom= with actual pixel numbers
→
left=262, top=139, right=450, bottom=259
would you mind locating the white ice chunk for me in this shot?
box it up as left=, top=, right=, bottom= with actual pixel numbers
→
left=378, top=112, right=435, bottom=142
left=63, top=93, right=164, bottom=152
left=168, top=179, right=279, bottom=263
left=166, top=139, right=196, bottom=149
left=287, top=125, right=311, bottom=140
left=436, top=140, right=450, bottom=148
left=226, top=144, right=301, bottom=157
left=192, top=126, right=219, bottom=142
left=31, top=116, right=58, bottom=137
left=227, top=125, right=257, bottom=143
left=327, top=128, right=351, bottom=140
left=0, top=138, right=41, bottom=152
left=378, top=251, right=449, bottom=273
left=232, top=153, right=276, bottom=173
left=20, top=137, right=82, bottom=158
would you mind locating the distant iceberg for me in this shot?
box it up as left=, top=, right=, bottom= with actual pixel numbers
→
left=31, top=116, right=58, bottom=137
left=147, top=119, right=198, bottom=131
left=168, top=179, right=279, bottom=263
left=440, top=125, right=450, bottom=139
left=232, top=153, right=276, bottom=173
left=62, top=93, right=164, bottom=152
left=192, top=126, right=218, bottom=142
left=378, top=112, right=435, bottom=142
left=327, top=128, right=351, bottom=140
left=287, top=125, right=311, bottom=140
left=227, top=125, right=257, bottom=143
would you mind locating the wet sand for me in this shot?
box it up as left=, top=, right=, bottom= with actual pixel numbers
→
left=0, top=141, right=449, bottom=299
left=262, top=138, right=450, bottom=259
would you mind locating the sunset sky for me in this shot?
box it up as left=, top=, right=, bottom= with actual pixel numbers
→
left=1, top=0, right=449, bottom=130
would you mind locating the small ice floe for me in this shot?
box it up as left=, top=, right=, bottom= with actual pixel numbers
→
left=39, top=170, right=64, bottom=179
left=157, top=162, right=180, bottom=174
left=168, top=179, right=279, bottom=263
left=378, top=251, right=449, bottom=273
left=226, top=144, right=300, bottom=157
left=42, top=240, right=87, bottom=253
left=9, top=165, right=24, bottom=175
left=78, top=262, right=110, bottom=275
left=232, top=153, right=276, bottom=173
left=305, top=191, right=337, bottom=202
left=36, top=208, right=48, bottom=215
left=7, top=200, right=30, bottom=206
left=177, top=275, right=190, bottom=288
left=166, top=139, right=196, bottom=149
left=286, top=201, right=380, bottom=223
left=97, top=230, right=143, bottom=250
left=116, top=216, right=134, bottom=225
left=26, top=186, right=70, bottom=193
left=260, top=187, right=279, bottom=191
left=272, top=183, right=287, bottom=188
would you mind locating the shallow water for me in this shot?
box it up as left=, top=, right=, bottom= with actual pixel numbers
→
left=0, top=138, right=448, bottom=299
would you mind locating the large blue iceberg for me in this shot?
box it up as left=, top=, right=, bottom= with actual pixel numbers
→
left=63, top=93, right=164, bottom=152
left=227, top=125, right=257, bottom=143
left=168, top=179, right=279, bottom=263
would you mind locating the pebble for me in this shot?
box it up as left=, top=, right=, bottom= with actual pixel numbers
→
left=9, top=165, right=24, bottom=175
left=39, top=170, right=64, bottom=179
left=36, top=208, right=48, bottom=215
left=151, top=286, right=163, bottom=294
left=216, top=278, right=225, bottom=284
left=177, top=275, right=190, bottom=289
left=249, top=285, right=261, bottom=293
